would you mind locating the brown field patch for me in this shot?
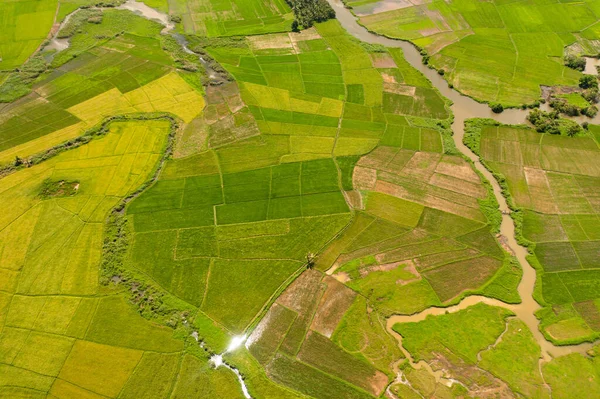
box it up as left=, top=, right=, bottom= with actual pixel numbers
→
left=289, top=27, right=322, bottom=42
left=333, top=271, right=351, bottom=283
left=353, top=166, right=378, bottom=190
left=225, top=94, right=245, bottom=113
left=356, top=146, right=398, bottom=169
left=378, top=172, right=482, bottom=207
left=277, top=269, right=323, bottom=314
left=423, top=256, right=502, bottom=302
left=373, top=180, right=484, bottom=221
left=248, top=33, right=293, bottom=50
left=429, top=172, right=486, bottom=198
left=383, top=83, right=416, bottom=96
left=247, top=303, right=297, bottom=365
left=277, top=270, right=326, bottom=355
left=402, top=152, right=442, bottom=181
left=371, top=53, right=397, bottom=68
left=310, top=276, right=356, bottom=337
left=343, top=190, right=364, bottom=210
left=435, top=155, right=481, bottom=183
left=381, top=73, right=397, bottom=83
left=173, top=117, right=209, bottom=158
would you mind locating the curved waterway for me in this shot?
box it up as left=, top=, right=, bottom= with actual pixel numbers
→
left=325, top=0, right=595, bottom=363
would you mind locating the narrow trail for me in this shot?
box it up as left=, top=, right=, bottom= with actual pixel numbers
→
left=324, top=0, right=595, bottom=369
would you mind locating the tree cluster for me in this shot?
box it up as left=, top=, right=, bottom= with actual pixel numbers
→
left=527, top=109, right=583, bottom=136
left=286, top=0, right=335, bottom=28
left=549, top=98, right=598, bottom=118
left=579, top=75, right=598, bottom=90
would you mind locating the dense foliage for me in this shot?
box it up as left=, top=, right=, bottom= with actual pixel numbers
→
left=286, top=0, right=335, bottom=27
left=564, top=55, right=586, bottom=71
left=527, top=109, right=583, bottom=136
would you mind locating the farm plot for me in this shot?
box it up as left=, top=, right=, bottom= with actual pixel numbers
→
left=0, top=120, right=212, bottom=398
left=0, top=12, right=197, bottom=163
left=356, top=0, right=598, bottom=105
left=246, top=270, right=399, bottom=399
left=203, top=20, right=450, bottom=163
left=467, top=120, right=600, bottom=344
left=170, top=0, right=294, bottom=36
left=0, top=0, right=58, bottom=70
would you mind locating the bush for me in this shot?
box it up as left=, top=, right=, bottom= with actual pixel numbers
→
left=527, top=109, right=583, bottom=136
left=583, top=105, right=598, bottom=118
left=582, top=88, right=599, bottom=103
left=490, top=103, right=504, bottom=113
left=565, top=55, right=586, bottom=71
left=579, top=75, right=598, bottom=89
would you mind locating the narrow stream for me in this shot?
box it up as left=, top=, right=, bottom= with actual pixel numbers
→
left=325, top=0, right=595, bottom=367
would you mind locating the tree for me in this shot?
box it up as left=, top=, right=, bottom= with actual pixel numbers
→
left=564, top=55, right=586, bottom=71
left=291, top=20, right=299, bottom=32
left=306, top=253, right=315, bottom=269
left=567, top=124, right=581, bottom=137
left=490, top=102, right=504, bottom=113
left=14, top=156, right=22, bottom=166
left=579, top=75, right=598, bottom=90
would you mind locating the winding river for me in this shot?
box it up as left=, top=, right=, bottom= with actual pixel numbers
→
left=324, top=0, right=595, bottom=371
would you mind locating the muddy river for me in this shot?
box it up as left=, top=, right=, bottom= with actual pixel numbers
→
left=326, top=0, right=595, bottom=371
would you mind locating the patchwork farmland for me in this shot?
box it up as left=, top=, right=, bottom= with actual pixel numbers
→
left=1, top=0, right=600, bottom=398
left=465, top=120, right=600, bottom=345
left=347, top=0, right=600, bottom=106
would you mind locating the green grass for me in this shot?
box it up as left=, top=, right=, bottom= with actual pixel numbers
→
left=542, top=351, right=600, bottom=399
left=394, top=303, right=512, bottom=364
left=478, top=319, right=549, bottom=399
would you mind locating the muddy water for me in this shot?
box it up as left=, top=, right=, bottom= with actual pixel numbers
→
left=585, top=57, right=600, bottom=76
left=117, top=0, right=174, bottom=32
left=326, top=0, right=595, bottom=362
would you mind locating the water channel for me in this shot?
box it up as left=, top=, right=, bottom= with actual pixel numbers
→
left=325, top=0, right=595, bottom=373
left=41, top=0, right=598, bottom=391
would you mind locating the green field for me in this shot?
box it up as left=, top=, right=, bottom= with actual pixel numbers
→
left=353, top=0, right=600, bottom=106
left=0, top=0, right=58, bottom=70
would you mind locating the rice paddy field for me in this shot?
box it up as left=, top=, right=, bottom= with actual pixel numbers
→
left=1, top=0, right=600, bottom=398
left=0, top=0, right=58, bottom=70
left=349, top=0, right=600, bottom=106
